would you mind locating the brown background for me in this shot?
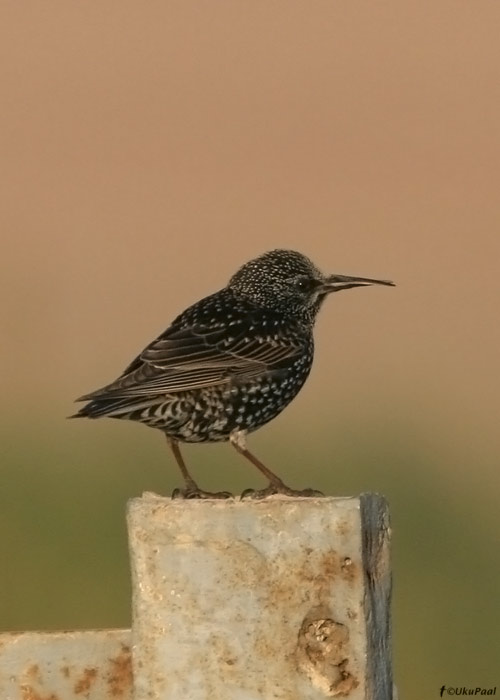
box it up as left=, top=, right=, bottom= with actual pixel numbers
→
left=1, top=2, right=499, bottom=698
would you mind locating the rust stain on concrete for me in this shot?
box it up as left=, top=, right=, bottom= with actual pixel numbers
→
left=106, top=644, right=133, bottom=698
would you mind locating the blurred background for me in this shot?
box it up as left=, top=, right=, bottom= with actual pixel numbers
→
left=1, top=2, right=499, bottom=697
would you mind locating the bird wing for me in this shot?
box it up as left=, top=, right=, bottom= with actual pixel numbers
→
left=78, top=318, right=304, bottom=400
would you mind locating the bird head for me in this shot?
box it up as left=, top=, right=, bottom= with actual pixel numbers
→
left=229, top=249, right=394, bottom=324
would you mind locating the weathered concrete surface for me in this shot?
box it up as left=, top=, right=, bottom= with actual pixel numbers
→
left=0, top=629, right=132, bottom=700
left=128, top=493, right=392, bottom=700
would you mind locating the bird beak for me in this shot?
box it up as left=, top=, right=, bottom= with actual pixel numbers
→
left=321, top=274, right=395, bottom=294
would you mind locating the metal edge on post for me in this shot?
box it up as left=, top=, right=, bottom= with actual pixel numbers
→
left=360, top=492, right=393, bottom=700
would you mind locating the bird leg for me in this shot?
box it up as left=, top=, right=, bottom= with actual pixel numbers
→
left=166, top=435, right=233, bottom=499
left=229, top=430, right=323, bottom=499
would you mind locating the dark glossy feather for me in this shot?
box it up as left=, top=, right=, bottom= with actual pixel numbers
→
left=77, top=297, right=305, bottom=402
left=73, top=250, right=394, bottom=464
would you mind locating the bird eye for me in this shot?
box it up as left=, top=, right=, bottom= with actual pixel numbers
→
left=295, top=277, right=311, bottom=292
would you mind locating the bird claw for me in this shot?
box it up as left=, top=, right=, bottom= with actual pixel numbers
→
left=240, top=484, right=324, bottom=500
left=171, top=486, right=234, bottom=500
left=295, top=487, right=325, bottom=498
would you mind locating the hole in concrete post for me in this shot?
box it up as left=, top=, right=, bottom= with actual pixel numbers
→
left=296, top=607, right=359, bottom=697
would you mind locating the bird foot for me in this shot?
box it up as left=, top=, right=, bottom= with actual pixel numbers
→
left=240, top=484, right=324, bottom=500
left=171, top=485, right=234, bottom=500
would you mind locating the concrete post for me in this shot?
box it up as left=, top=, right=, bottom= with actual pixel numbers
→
left=128, top=492, right=392, bottom=700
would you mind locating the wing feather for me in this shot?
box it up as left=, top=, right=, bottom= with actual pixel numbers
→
left=78, top=317, right=303, bottom=401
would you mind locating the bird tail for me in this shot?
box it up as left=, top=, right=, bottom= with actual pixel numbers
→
left=69, top=397, right=139, bottom=419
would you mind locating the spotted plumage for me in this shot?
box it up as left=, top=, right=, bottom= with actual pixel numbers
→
left=73, top=249, right=394, bottom=498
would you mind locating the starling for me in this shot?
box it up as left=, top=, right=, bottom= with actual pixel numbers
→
left=73, top=249, right=394, bottom=498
